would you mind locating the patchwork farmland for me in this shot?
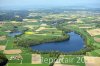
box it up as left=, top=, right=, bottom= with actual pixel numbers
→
left=0, top=8, right=100, bottom=66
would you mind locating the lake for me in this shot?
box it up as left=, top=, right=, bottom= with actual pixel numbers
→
left=31, top=32, right=85, bottom=53
left=8, top=31, right=22, bottom=37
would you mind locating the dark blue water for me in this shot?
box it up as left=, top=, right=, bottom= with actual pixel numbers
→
left=8, top=31, right=22, bottom=37
left=31, top=32, right=84, bottom=52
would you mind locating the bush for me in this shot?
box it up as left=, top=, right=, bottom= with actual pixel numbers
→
left=0, top=53, right=8, bottom=66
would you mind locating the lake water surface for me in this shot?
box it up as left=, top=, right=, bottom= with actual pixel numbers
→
left=8, top=31, right=22, bottom=37
left=31, top=32, right=84, bottom=52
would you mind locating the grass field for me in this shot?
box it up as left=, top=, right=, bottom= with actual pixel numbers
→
left=59, top=55, right=85, bottom=66
left=21, top=54, right=32, bottom=63
left=7, top=63, right=49, bottom=66
left=5, top=37, right=14, bottom=50
left=0, top=17, right=100, bottom=66
left=6, top=54, right=22, bottom=63
left=87, top=49, right=100, bottom=56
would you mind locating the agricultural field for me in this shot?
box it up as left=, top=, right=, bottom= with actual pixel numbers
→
left=0, top=8, right=100, bottom=66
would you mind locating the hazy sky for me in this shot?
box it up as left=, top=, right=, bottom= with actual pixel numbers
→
left=0, top=0, right=100, bottom=9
